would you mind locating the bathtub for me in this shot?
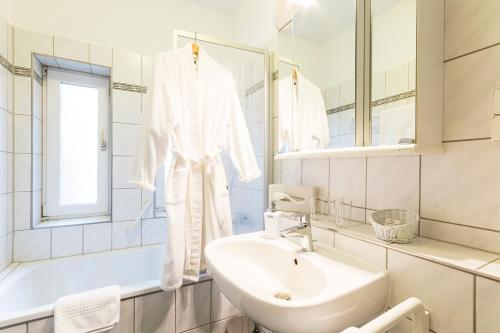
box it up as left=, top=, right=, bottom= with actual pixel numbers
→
left=0, top=244, right=169, bottom=328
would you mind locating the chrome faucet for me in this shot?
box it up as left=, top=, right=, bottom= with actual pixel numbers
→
left=280, top=214, right=314, bottom=252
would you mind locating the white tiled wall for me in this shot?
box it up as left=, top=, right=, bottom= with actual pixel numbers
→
left=272, top=2, right=500, bottom=332
left=8, top=25, right=267, bottom=263
left=388, top=250, right=473, bottom=333
left=304, top=222, right=499, bottom=333
left=276, top=0, right=500, bottom=256
left=6, top=27, right=168, bottom=264
left=0, top=14, right=13, bottom=272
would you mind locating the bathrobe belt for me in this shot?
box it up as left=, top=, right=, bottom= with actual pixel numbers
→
left=171, top=148, right=225, bottom=272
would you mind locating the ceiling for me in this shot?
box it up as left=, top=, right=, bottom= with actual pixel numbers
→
left=183, top=0, right=243, bottom=16
left=182, top=0, right=404, bottom=44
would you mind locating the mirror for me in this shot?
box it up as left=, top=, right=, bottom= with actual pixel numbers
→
left=370, top=0, right=416, bottom=146
left=277, top=0, right=357, bottom=153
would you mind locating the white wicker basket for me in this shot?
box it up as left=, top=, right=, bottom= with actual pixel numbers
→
left=370, top=209, right=419, bottom=243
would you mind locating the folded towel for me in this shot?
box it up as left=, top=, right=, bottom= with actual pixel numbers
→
left=54, top=285, right=121, bottom=333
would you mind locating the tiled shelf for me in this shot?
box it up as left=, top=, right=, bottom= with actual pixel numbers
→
left=311, top=214, right=500, bottom=280
left=478, top=259, right=500, bottom=280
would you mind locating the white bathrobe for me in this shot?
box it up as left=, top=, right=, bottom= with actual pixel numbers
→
left=278, top=72, right=329, bottom=152
left=131, top=44, right=261, bottom=290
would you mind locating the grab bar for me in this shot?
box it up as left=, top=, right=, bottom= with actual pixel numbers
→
left=341, top=297, right=429, bottom=333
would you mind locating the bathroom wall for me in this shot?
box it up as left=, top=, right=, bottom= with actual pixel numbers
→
left=0, top=14, right=13, bottom=272
left=274, top=1, right=500, bottom=332
left=0, top=0, right=273, bottom=266
left=276, top=0, right=500, bottom=260
left=0, top=0, right=235, bottom=56
left=232, top=0, right=277, bottom=50
left=7, top=27, right=169, bottom=262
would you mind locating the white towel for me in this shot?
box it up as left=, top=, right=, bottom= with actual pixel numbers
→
left=54, top=285, right=121, bottom=333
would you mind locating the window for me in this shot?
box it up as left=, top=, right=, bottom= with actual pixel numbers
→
left=44, top=68, right=110, bottom=218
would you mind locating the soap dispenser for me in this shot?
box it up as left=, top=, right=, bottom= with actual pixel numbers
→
left=264, top=201, right=281, bottom=239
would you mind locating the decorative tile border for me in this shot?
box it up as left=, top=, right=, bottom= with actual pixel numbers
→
left=273, top=67, right=415, bottom=116
left=327, top=103, right=356, bottom=115
left=113, top=82, right=147, bottom=93
left=371, top=90, right=416, bottom=107
left=13, top=66, right=31, bottom=77
left=326, top=90, right=416, bottom=115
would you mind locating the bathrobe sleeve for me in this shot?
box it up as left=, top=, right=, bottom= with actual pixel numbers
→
left=130, top=56, right=174, bottom=191
left=226, top=78, right=261, bottom=183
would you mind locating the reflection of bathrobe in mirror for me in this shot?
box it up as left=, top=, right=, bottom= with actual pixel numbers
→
left=131, top=45, right=261, bottom=290
left=278, top=72, right=329, bottom=152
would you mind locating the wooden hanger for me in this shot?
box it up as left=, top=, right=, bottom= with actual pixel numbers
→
left=192, top=32, right=199, bottom=64
left=292, top=67, right=298, bottom=86
left=191, top=43, right=199, bottom=58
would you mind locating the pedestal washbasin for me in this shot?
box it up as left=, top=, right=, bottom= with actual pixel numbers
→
left=205, top=232, right=389, bottom=333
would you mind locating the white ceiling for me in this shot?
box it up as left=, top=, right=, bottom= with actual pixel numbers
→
left=292, top=0, right=403, bottom=44
left=184, top=0, right=243, bottom=16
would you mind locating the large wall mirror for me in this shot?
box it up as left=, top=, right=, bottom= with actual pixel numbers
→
left=275, top=0, right=443, bottom=157
left=370, top=0, right=416, bottom=146
left=277, top=0, right=357, bottom=153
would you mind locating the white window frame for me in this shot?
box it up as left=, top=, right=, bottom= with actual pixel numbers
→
left=154, top=152, right=172, bottom=217
left=43, top=68, right=111, bottom=219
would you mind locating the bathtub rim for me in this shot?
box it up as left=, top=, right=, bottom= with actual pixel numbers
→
left=0, top=244, right=211, bottom=329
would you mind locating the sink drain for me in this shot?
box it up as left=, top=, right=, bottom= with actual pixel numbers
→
left=274, top=292, right=292, bottom=301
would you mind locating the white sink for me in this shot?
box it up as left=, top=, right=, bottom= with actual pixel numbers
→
left=205, top=232, right=389, bottom=333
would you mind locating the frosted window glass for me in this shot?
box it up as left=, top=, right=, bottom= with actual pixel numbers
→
left=59, top=83, right=98, bottom=206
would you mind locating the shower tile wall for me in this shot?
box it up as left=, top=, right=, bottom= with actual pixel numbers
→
left=227, top=61, right=265, bottom=235
left=324, top=80, right=355, bottom=148
left=323, top=61, right=416, bottom=149
left=7, top=27, right=168, bottom=264
left=0, top=14, right=13, bottom=272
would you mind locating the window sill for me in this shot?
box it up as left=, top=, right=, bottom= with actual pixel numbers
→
left=36, top=215, right=111, bottom=228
